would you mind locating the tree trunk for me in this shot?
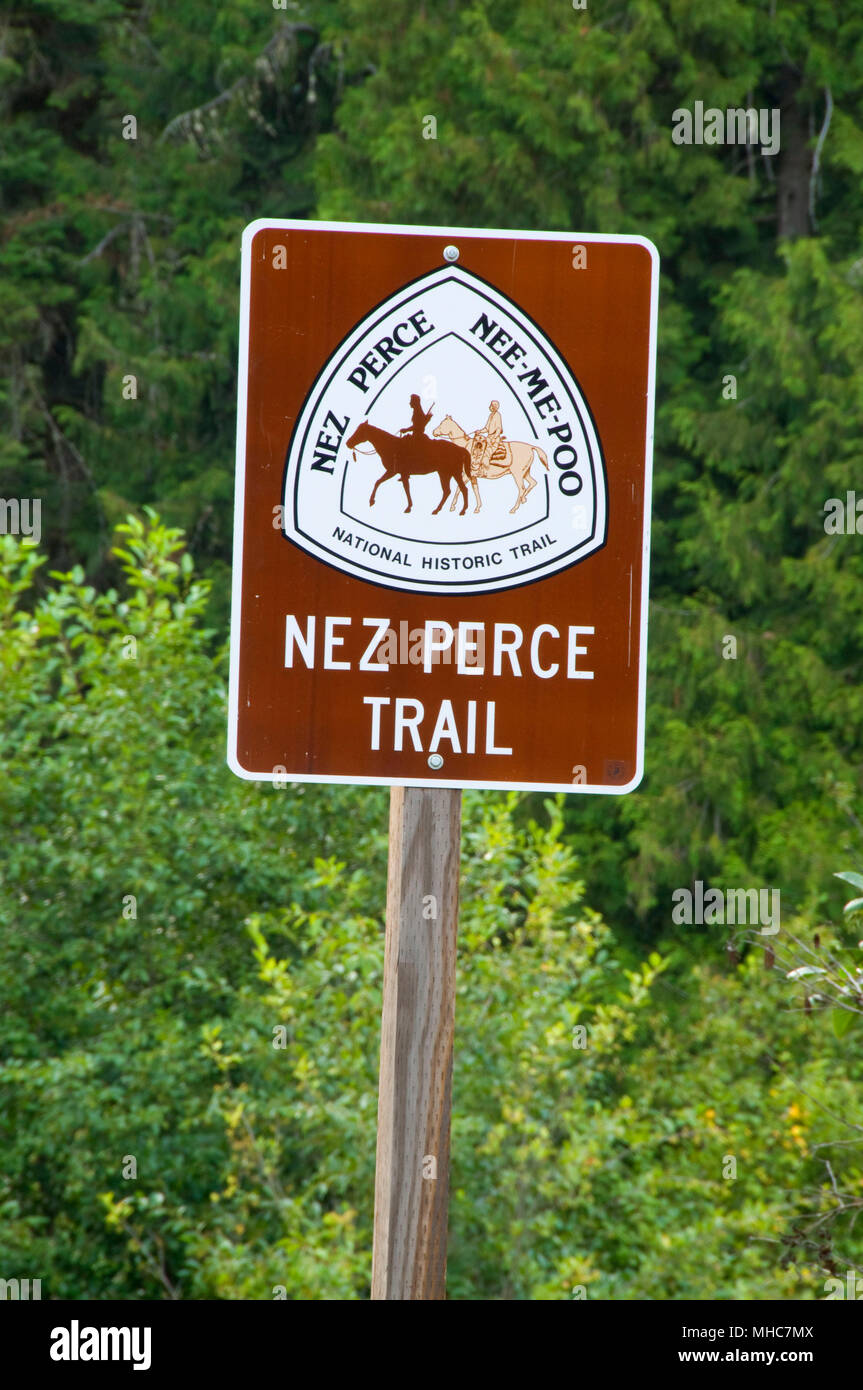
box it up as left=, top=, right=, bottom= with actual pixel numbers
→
left=775, top=66, right=811, bottom=241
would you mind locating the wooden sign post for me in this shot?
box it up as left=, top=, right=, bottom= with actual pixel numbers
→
left=372, top=787, right=460, bottom=1300
left=229, top=219, right=658, bottom=1300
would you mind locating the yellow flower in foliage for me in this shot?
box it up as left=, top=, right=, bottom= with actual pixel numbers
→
left=785, top=1102, right=808, bottom=1150
left=703, top=1107, right=717, bottom=1129
left=502, top=1102, right=525, bottom=1125
left=323, top=1209, right=357, bottom=1228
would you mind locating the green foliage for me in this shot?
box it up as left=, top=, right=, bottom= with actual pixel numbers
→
left=0, top=524, right=386, bottom=1295
left=0, top=1, right=340, bottom=597
left=308, top=0, right=863, bottom=931
left=3, top=0, right=863, bottom=1300
left=2, top=528, right=862, bottom=1298
left=3, top=0, right=863, bottom=931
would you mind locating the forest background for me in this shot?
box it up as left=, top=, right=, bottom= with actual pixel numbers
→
left=2, top=0, right=863, bottom=1300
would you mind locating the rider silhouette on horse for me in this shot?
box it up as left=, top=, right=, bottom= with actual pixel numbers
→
left=399, top=393, right=433, bottom=439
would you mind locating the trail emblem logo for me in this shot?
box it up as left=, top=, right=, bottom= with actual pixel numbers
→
left=281, top=265, right=607, bottom=594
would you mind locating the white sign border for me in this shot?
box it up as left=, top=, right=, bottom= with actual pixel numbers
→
left=228, top=218, right=659, bottom=795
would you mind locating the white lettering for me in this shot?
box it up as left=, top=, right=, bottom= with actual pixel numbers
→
left=285, top=615, right=315, bottom=668
left=456, top=623, right=484, bottom=675
left=429, top=699, right=461, bottom=752
left=423, top=621, right=454, bottom=672
left=359, top=617, right=390, bottom=671
left=323, top=616, right=351, bottom=670
left=493, top=623, right=523, bottom=676
left=394, top=698, right=424, bottom=750
left=466, top=700, right=477, bottom=753
left=485, top=702, right=512, bottom=755
left=567, top=625, right=595, bottom=679
left=364, top=696, right=390, bottom=749
left=530, top=624, right=559, bottom=678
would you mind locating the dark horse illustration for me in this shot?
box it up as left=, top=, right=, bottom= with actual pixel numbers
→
left=346, top=421, right=470, bottom=516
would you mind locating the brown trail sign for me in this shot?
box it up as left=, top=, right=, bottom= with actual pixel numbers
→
left=229, top=220, right=659, bottom=1298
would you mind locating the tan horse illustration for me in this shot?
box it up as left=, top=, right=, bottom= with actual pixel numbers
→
left=432, top=416, right=549, bottom=514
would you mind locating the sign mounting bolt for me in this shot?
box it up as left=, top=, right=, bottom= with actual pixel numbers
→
left=428, top=753, right=444, bottom=770
left=443, top=245, right=459, bottom=263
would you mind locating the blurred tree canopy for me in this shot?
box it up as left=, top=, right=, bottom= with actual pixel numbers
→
left=2, top=0, right=863, bottom=1298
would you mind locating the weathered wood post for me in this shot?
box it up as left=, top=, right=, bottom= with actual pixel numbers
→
left=371, top=787, right=461, bottom=1300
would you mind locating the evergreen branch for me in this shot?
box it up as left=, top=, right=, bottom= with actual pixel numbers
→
left=159, top=21, right=317, bottom=145
left=78, top=221, right=130, bottom=265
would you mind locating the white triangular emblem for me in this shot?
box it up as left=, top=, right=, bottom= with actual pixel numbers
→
left=282, top=265, right=606, bottom=593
